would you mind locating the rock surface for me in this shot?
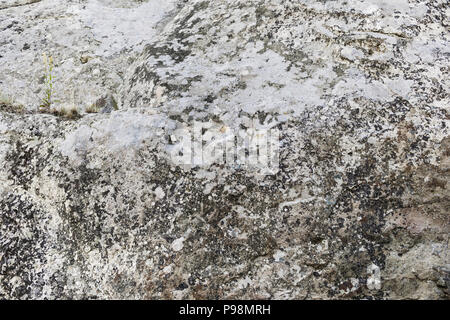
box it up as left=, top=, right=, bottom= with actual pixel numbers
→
left=0, top=0, right=449, bottom=299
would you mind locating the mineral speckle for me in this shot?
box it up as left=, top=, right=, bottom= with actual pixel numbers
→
left=0, top=0, right=449, bottom=299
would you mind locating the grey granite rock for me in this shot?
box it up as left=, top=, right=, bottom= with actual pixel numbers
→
left=94, top=94, right=118, bottom=114
left=0, top=0, right=448, bottom=299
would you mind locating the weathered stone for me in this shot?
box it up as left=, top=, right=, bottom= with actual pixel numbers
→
left=94, top=94, right=118, bottom=114
left=0, top=0, right=448, bottom=300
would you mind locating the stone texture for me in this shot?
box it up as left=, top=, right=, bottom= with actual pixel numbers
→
left=0, top=0, right=449, bottom=299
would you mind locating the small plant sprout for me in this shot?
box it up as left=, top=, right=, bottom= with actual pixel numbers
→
left=39, top=53, right=55, bottom=111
